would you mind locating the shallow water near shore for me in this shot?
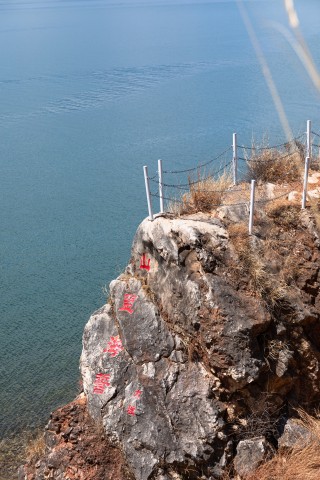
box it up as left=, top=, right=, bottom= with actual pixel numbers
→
left=0, top=0, right=319, bottom=445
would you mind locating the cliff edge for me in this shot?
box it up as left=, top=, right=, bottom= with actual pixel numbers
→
left=20, top=192, right=320, bottom=479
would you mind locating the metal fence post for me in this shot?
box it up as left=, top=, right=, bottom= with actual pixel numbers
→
left=307, top=119, right=311, bottom=159
left=158, top=159, right=164, bottom=214
left=249, top=179, right=256, bottom=235
left=143, top=166, right=154, bottom=220
left=233, top=133, right=238, bottom=185
left=302, top=156, right=310, bottom=209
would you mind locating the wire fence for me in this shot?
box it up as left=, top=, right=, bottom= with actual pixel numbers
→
left=162, top=146, right=233, bottom=174
left=143, top=121, right=320, bottom=233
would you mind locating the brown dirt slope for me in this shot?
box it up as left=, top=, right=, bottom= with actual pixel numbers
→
left=19, top=394, right=134, bottom=480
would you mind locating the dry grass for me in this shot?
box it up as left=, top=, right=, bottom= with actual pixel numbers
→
left=280, top=244, right=301, bottom=285
left=266, top=197, right=301, bottom=229
left=25, top=430, right=45, bottom=463
left=308, top=197, right=320, bottom=233
left=245, top=446, right=320, bottom=480
left=222, top=410, right=320, bottom=480
left=297, top=408, right=320, bottom=439
left=228, top=223, right=288, bottom=308
left=228, top=222, right=250, bottom=241
left=234, top=394, right=279, bottom=442
left=0, top=429, right=46, bottom=480
left=228, top=223, right=266, bottom=292
left=169, top=171, right=233, bottom=215
left=245, top=147, right=302, bottom=184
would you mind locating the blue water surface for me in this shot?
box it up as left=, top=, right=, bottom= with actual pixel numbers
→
left=0, top=0, right=319, bottom=435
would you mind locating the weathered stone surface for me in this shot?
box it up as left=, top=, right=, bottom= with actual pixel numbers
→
left=233, top=437, right=272, bottom=477
left=21, top=206, right=320, bottom=479
left=81, top=287, right=226, bottom=479
left=132, top=216, right=270, bottom=388
left=275, top=348, right=294, bottom=377
left=79, top=213, right=320, bottom=478
left=217, top=205, right=249, bottom=223
left=278, top=418, right=313, bottom=450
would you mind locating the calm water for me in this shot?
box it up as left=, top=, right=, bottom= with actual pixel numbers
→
left=0, top=0, right=319, bottom=437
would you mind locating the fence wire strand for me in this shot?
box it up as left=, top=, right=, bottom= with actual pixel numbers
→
left=150, top=160, right=233, bottom=188
left=150, top=191, right=249, bottom=207
left=151, top=188, right=291, bottom=208
left=238, top=134, right=304, bottom=151
left=238, top=149, right=301, bottom=163
left=165, top=184, right=249, bottom=193
left=148, top=173, right=158, bottom=180
left=255, top=190, right=290, bottom=204
left=162, top=146, right=232, bottom=174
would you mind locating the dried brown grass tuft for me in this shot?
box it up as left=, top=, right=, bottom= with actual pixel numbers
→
left=228, top=222, right=250, bottom=241
left=221, top=411, right=320, bottom=480
left=281, top=248, right=301, bottom=285
left=25, top=431, right=45, bottom=463
left=266, top=197, right=301, bottom=229
left=170, top=171, right=233, bottom=215
left=228, top=222, right=288, bottom=308
left=245, top=440, right=320, bottom=480
left=228, top=223, right=251, bottom=256
left=245, top=147, right=302, bottom=184
left=308, top=197, right=320, bottom=233
left=224, top=410, right=320, bottom=480
left=296, top=408, right=320, bottom=441
left=229, top=222, right=265, bottom=290
left=246, top=451, right=319, bottom=479
left=235, top=394, right=279, bottom=442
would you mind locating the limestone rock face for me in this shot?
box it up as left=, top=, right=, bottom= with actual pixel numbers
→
left=80, top=213, right=320, bottom=479
left=81, top=301, right=225, bottom=480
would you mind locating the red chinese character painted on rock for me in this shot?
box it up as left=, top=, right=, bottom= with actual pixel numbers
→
left=127, top=405, right=136, bottom=416
left=118, top=294, right=138, bottom=315
left=103, top=335, right=123, bottom=357
left=133, top=389, right=142, bottom=399
left=140, top=253, right=151, bottom=271
left=93, top=373, right=111, bottom=395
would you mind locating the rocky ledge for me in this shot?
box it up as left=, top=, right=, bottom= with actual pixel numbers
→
left=20, top=202, right=320, bottom=479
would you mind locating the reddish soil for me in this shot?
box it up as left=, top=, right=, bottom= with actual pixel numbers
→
left=20, top=394, right=134, bottom=480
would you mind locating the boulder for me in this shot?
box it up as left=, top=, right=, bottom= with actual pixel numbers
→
left=79, top=214, right=320, bottom=478
left=233, top=437, right=272, bottom=477
left=278, top=418, right=313, bottom=450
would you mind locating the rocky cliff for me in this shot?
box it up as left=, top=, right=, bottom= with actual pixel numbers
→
left=20, top=196, right=320, bottom=479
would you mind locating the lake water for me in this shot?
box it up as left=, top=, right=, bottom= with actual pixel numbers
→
left=0, top=0, right=319, bottom=437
